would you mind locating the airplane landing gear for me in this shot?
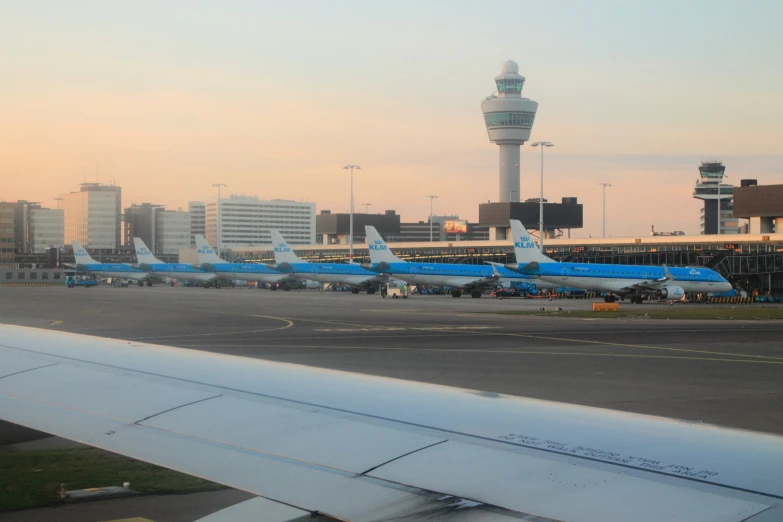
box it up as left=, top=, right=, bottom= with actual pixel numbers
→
left=470, top=290, right=482, bottom=298
left=451, top=289, right=462, bottom=298
left=604, top=294, right=617, bottom=303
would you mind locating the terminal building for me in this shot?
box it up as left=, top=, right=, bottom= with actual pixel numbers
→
left=61, top=182, right=123, bottom=249
left=733, top=180, right=783, bottom=234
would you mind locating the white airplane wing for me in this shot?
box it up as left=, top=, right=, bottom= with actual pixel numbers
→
left=1, top=325, right=781, bottom=521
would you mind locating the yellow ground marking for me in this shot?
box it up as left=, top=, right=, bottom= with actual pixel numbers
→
left=45, top=320, right=63, bottom=327
left=133, top=315, right=294, bottom=340
left=504, top=333, right=783, bottom=362
left=176, top=343, right=783, bottom=364
left=101, top=518, right=155, bottom=522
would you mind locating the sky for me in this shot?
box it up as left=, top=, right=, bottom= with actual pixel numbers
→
left=1, top=0, right=782, bottom=237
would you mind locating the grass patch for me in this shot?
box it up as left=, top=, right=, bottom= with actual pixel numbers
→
left=485, top=306, right=783, bottom=320
left=0, top=448, right=225, bottom=512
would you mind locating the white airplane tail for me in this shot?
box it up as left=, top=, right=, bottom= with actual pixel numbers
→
left=270, top=231, right=305, bottom=264
left=71, top=241, right=99, bottom=265
left=365, top=226, right=404, bottom=264
left=133, top=237, right=164, bottom=265
left=195, top=235, right=226, bottom=264
left=509, top=220, right=555, bottom=264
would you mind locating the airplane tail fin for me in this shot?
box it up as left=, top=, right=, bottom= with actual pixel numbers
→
left=133, top=237, right=164, bottom=265
left=195, top=235, right=226, bottom=264
left=270, top=231, right=305, bottom=264
left=71, top=240, right=99, bottom=265
left=509, top=220, right=556, bottom=264
left=365, top=226, right=404, bottom=264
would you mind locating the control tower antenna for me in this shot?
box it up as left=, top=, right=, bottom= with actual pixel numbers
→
left=481, top=60, right=539, bottom=202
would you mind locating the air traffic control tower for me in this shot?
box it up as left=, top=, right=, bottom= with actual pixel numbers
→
left=481, top=60, right=539, bottom=202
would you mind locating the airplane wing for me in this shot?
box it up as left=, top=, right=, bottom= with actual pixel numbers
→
left=1, top=325, right=781, bottom=521
left=608, top=266, right=678, bottom=295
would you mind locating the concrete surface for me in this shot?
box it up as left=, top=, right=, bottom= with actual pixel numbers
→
left=1, top=285, right=782, bottom=521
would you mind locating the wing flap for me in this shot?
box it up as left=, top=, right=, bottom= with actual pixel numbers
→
left=369, top=441, right=772, bottom=522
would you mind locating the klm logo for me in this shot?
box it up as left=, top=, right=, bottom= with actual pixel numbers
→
left=369, top=240, right=387, bottom=251
left=274, top=243, right=291, bottom=253
left=515, top=237, right=536, bottom=249
left=688, top=269, right=701, bottom=276
left=75, top=251, right=88, bottom=257
left=137, top=248, right=151, bottom=256
left=197, top=247, right=213, bottom=255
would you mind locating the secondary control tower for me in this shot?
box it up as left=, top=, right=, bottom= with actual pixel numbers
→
left=481, top=60, right=539, bottom=202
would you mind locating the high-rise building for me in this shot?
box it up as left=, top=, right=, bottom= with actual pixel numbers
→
left=206, top=195, right=315, bottom=249
left=693, top=161, right=738, bottom=235
left=0, top=203, right=15, bottom=267
left=157, top=209, right=191, bottom=255
left=61, top=183, right=122, bottom=249
left=188, top=201, right=206, bottom=247
left=481, top=60, right=539, bottom=203
left=124, top=203, right=163, bottom=251
left=28, top=207, right=64, bottom=253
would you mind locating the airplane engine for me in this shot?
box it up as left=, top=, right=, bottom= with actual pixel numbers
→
left=656, top=285, right=685, bottom=300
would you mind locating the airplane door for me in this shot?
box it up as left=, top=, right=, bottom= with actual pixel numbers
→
left=561, top=267, right=568, bottom=280
left=709, top=274, right=715, bottom=286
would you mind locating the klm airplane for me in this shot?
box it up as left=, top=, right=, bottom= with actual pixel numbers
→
left=71, top=241, right=150, bottom=284
left=506, top=220, right=733, bottom=303
left=133, top=237, right=217, bottom=285
left=364, top=226, right=555, bottom=298
left=270, top=231, right=387, bottom=293
left=194, top=235, right=298, bottom=288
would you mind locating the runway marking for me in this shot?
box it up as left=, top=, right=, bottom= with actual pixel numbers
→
left=503, top=334, right=783, bottom=362
left=313, top=326, right=501, bottom=332
left=45, top=320, right=63, bottom=327
left=132, top=316, right=294, bottom=340
left=173, top=343, right=783, bottom=364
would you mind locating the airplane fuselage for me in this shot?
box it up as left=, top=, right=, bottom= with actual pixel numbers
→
left=143, top=264, right=216, bottom=283
left=372, top=262, right=556, bottom=290
left=281, top=263, right=380, bottom=286
left=205, top=263, right=291, bottom=284
left=78, top=263, right=149, bottom=281
left=532, top=263, right=732, bottom=295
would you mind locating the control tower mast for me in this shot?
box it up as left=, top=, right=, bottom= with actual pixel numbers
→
left=481, top=60, right=539, bottom=202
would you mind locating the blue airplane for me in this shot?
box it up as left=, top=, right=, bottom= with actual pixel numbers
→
left=133, top=237, right=217, bottom=285
left=194, top=235, right=302, bottom=289
left=505, top=220, right=733, bottom=303
left=270, top=231, right=389, bottom=294
left=363, top=226, right=557, bottom=298
left=71, top=241, right=150, bottom=283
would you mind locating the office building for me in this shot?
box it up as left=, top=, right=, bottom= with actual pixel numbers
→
left=28, top=207, right=64, bottom=253
left=61, top=183, right=122, bottom=249
left=481, top=60, right=539, bottom=203
left=693, top=161, right=738, bottom=235
left=733, top=180, right=783, bottom=234
left=157, top=209, right=191, bottom=255
left=0, top=203, right=15, bottom=267
left=124, top=203, right=163, bottom=251
left=189, top=201, right=206, bottom=247
left=206, top=195, right=315, bottom=249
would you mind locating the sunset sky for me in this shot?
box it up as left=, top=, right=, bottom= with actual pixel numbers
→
left=2, top=1, right=782, bottom=237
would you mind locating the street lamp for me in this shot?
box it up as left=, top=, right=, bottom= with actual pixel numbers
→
left=342, top=165, right=361, bottom=261
left=364, top=203, right=372, bottom=214
left=212, top=183, right=227, bottom=253
left=427, top=195, right=438, bottom=242
left=599, top=183, right=611, bottom=237
left=530, top=142, right=553, bottom=250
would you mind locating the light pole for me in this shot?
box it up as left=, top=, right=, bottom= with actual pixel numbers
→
left=342, top=165, right=361, bottom=261
left=427, top=195, right=438, bottom=241
left=531, top=142, right=553, bottom=250
left=363, top=203, right=372, bottom=214
left=599, top=183, right=611, bottom=237
left=212, top=183, right=227, bottom=254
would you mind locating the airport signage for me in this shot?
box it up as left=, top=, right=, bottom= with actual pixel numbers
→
left=443, top=219, right=468, bottom=235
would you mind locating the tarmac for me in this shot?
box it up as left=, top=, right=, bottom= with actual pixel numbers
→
left=1, top=285, right=782, bottom=520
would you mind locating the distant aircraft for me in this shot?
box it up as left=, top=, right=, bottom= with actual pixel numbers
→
left=270, top=231, right=387, bottom=294
left=132, top=237, right=217, bottom=285
left=364, top=226, right=554, bottom=298
left=3, top=324, right=782, bottom=521
left=505, top=220, right=733, bottom=303
left=70, top=241, right=149, bottom=284
left=194, top=235, right=300, bottom=289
